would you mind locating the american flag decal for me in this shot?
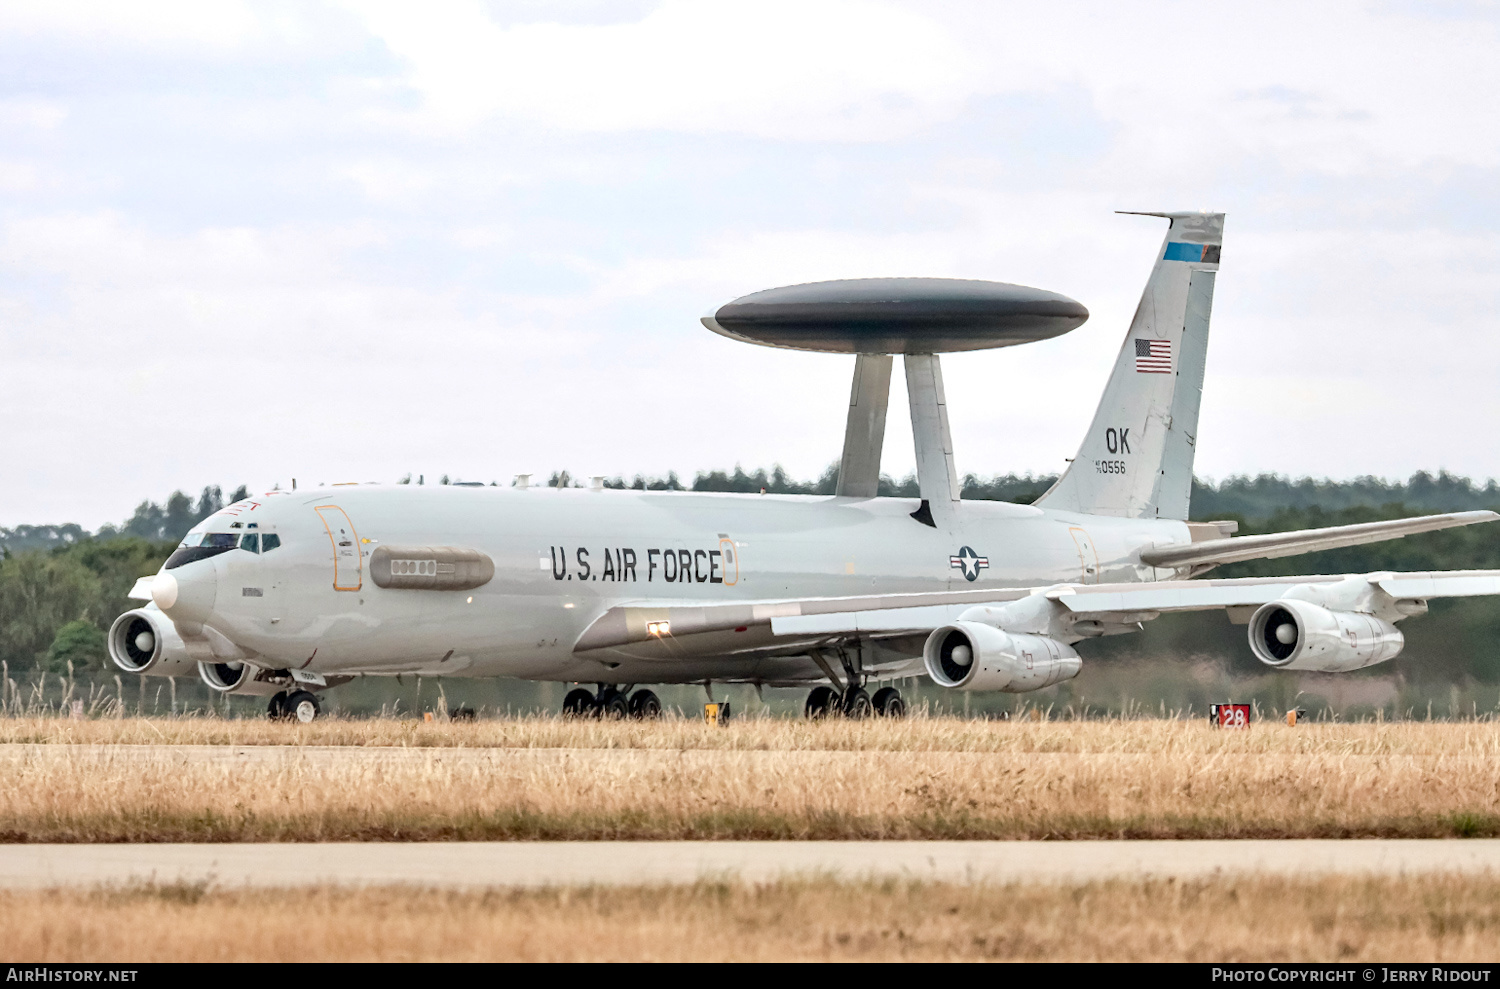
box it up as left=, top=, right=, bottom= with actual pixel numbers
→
left=1135, top=338, right=1171, bottom=374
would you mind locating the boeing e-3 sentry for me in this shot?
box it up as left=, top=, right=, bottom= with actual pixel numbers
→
left=108, top=212, right=1500, bottom=722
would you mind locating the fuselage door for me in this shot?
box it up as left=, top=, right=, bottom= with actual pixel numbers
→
left=315, top=505, right=362, bottom=591
left=719, top=538, right=739, bottom=586
left=1068, top=526, right=1100, bottom=585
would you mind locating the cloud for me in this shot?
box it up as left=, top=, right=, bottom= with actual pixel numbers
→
left=349, top=0, right=980, bottom=138
left=6, top=1, right=1500, bottom=526
left=951, top=2, right=1500, bottom=175
left=0, top=0, right=270, bottom=50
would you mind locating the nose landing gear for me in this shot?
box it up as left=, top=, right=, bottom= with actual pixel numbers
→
left=268, top=689, right=323, bottom=723
left=562, top=685, right=663, bottom=720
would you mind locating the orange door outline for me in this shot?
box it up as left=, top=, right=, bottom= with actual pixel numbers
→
left=1068, top=527, right=1100, bottom=585
left=315, top=505, right=362, bottom=591
left=718, top=538, right=739, bottom=586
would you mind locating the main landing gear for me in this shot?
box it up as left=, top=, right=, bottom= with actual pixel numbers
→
left=562, top=685, right=663, bottom=720
left=804, top=685, right=906, bottom=719
left=268, top=690, right=322, bottom=723
left=803, top=643, right=906, bottom=719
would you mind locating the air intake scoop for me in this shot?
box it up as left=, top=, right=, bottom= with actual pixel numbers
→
left=703, top=277, right=1088, bottom=354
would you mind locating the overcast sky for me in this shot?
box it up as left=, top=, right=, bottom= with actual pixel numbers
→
left=4, top=1, right=1500, bottom=528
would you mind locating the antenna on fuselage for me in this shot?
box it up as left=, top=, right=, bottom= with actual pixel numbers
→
left=702, top=278, right=1088, bottom=527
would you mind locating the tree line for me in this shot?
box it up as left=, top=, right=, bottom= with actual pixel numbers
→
left=4, top=469, right=1500, bottom=676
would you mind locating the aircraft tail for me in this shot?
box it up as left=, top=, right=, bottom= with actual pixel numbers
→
left=1034, top=211, right=1223, bottom=520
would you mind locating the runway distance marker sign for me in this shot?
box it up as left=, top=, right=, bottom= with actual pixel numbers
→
left=1210, top=703, right=1250, bottom=728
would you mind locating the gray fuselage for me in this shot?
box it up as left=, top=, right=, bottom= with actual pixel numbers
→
left=165, top=485, right=1191, bottom=685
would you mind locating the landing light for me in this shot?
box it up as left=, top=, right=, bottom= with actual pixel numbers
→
left=646, top=621, right=671, bottom=637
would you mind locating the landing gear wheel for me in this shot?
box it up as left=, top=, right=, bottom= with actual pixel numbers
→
left=286, top=690, right=320, bottom=723
left=599, top=691, right=630, bottom=720
left=267, top=691, right=290, bottom=721
left=872, top=687, right=906, bottom=718
left=562, top=688, right=597, bottom=718
left=842, top=688, right=874, bottom=720
left=628, top=689, right=662, bottom=720
left=805, top=685, right=841, bottom=719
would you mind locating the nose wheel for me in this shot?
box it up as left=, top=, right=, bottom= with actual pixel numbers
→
left=288, top=690, right=321, bottom=723
left=269, top=690, right=322, bottom=722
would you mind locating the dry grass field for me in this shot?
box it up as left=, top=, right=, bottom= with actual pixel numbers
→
left=7, top=874, right=1500, bottom=962
left=2, top=715, right=1500, bottom=841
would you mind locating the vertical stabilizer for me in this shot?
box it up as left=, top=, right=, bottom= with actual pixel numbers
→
left=1034, top=212, right=1223, bottom=519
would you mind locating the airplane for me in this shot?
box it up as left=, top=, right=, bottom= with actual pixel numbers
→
left=107, top=211, right=1500, bottom=723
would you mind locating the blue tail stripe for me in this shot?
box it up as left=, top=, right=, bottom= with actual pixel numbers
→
left=1163, top=242, right=1204, bottom=262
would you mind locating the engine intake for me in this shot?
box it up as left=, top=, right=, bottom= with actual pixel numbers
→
left=923, top=621, right=1081, bottom=692
left=1248, top=599, right=1403, bottom=673
left=107, top=609, right=196, bottom=676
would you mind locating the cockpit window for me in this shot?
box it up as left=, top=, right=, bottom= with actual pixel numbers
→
left=176, top=534, right=237, bottom=549
left=262, top=533, right=281, bottom=552
left=239, top=533, right=260, bottom=553
left=165, top=531, right=241, bottom=569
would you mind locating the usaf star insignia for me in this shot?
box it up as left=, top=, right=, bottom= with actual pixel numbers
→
left=949, top=546, right=989, bottom=581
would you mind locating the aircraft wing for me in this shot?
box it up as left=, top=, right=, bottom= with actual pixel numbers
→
left=1138, top=511, right=1496, bottom=570
left=772, top=571, right=1500, bottom=636
left=574, top=569, right=1500, bottom=649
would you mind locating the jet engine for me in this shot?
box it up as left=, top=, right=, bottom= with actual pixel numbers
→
left=107, top=609, right=197, bottom=677
left=197, top=660, right=285, bottom=696
left=923, top=621, right=1081, bottom=692
left=1248, top=599, right=1404, bottom=673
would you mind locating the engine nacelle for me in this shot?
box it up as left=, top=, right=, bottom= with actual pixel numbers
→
left=1248, top=599, right=1404, bottom=673
left=198, top=661, right=286, bottom=696
left=107, top=609, right=197, bottom=677
left=923, top=621, right=1082, bottom=692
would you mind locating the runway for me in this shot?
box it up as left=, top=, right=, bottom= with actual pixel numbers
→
left=4, top=840, right=1500, bottom=890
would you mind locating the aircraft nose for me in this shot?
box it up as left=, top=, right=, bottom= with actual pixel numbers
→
left=152, top=566, right=217, bottom=623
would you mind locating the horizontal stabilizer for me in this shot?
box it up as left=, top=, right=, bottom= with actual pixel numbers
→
left=128, top=576, right=155, bottom=601
left=1139, top=511, right=1498, bottom=570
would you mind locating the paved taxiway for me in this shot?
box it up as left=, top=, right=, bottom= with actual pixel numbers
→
left=4, top=840, right=1500, bottom=890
